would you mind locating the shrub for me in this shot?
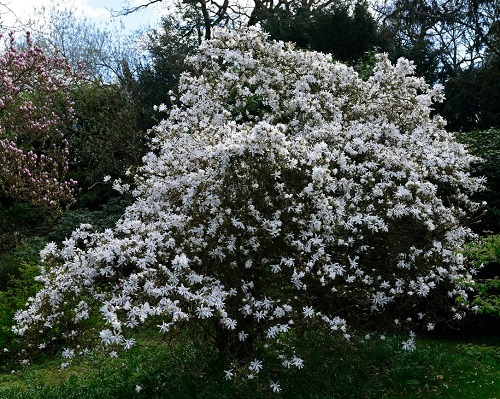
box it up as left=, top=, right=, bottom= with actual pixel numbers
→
left=0, top=236, right=46, bottom=288
left=456, top=129, right=500, bottom=233
left=67, top=82, right=145, bottom=191
left=0, top=237, right=45, bottom=349
left=48, top=196, right=133, bottom=244
left=459, top=234, right=500, bottom=317
left=13, top=27, right=483, bottom=387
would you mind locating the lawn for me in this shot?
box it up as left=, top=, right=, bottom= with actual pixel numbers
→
left=1, top=333, right=499, bottom=399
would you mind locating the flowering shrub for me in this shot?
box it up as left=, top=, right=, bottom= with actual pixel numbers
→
left=0, top=31, right=77, bottom=211
left=13, top=27, right=483, bottom=385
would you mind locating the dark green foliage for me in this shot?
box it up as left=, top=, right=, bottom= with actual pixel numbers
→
left=378, top=0, right=499, bottom=132
left=0, top=199, right=51, bottom=249
left=391, top=36, right=442, bottom=85
left=49, top=196, right=132, bottom=243
left=136, top=16, right=198, bottom=124
left=442, top=59, right=500, bottom=132
left=0, top=236, right=45, bottom=290
left=460, top=235, right=500, bottom=318
left=0, top=261, right=42, bottom=347
left=68, top=82, right=145, bottom=191
left=262, top=1, right=391, bottom=64
left=0, top=237, right=46, bottom=349
left=464, top=234, right=500, bottom=269
left=456, top=129, right=500, bottom=233
left=379, top=0, right=443, bottom=84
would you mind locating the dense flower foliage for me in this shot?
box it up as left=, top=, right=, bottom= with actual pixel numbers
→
left=0, top=31, right=77, bottom=210
left=13, top=27, right=483, bottom=383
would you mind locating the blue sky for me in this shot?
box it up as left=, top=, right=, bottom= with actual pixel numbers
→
left=1, top=0, right=168, bottom=33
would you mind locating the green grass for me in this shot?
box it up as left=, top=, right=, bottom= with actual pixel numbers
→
left=1, top=333, right=499, bottom=399
left=378, top=338, right=500, bottom=399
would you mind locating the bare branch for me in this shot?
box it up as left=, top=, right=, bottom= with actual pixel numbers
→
left=111, top=0, right=165, bottom=17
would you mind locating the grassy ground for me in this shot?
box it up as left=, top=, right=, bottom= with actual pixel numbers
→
left=0, top=333, right=499, bottom=399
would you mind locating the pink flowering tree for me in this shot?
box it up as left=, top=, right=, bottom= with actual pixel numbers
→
left=14, top=27, right=483, bottom=386
left=0, top=31, right=77, bottom=211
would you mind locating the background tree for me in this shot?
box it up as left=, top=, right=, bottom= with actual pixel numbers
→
left=64, top=82, right=145, bottom=208
left=22, top=4, right=152, bottom=209
left=439, top=12, right=500, bottom=132
left=0, top=4, right=151, bottom=253
left=120, top=0, right=343, bottom=39
left=262, top=0, right=392, bottom=64
left=26, top=3, right=142, bottom=82
left=0, top=31, right=78, bottom=213
left=0, top=30, right=82, bottom=262
left=136, top=16, right=199, bottom=128
left=375, top=0, right=498, bottom=82
left=442, top=57, right=500, bottom=132
left=0, top=2, right=21, bottom=30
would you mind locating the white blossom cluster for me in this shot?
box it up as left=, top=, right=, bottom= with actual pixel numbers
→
left=13, top=26, right=482, bottom=381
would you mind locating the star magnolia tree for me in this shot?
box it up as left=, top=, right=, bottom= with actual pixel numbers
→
left=0, top=31, right=77, bottom=211
left=14, top=27, right=482, bottom=380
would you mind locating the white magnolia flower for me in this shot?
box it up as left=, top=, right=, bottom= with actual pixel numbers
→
left=270, top=381, right=281, bottom=393
left=249, top=359, right=263, bottom=372
left=302, top=306, right=315, bottom=318
left=224, top=369, right=234, bottom=380
left=61, top=348, right=75, bottom=359
left=402, top=337, right=416, bottom=351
